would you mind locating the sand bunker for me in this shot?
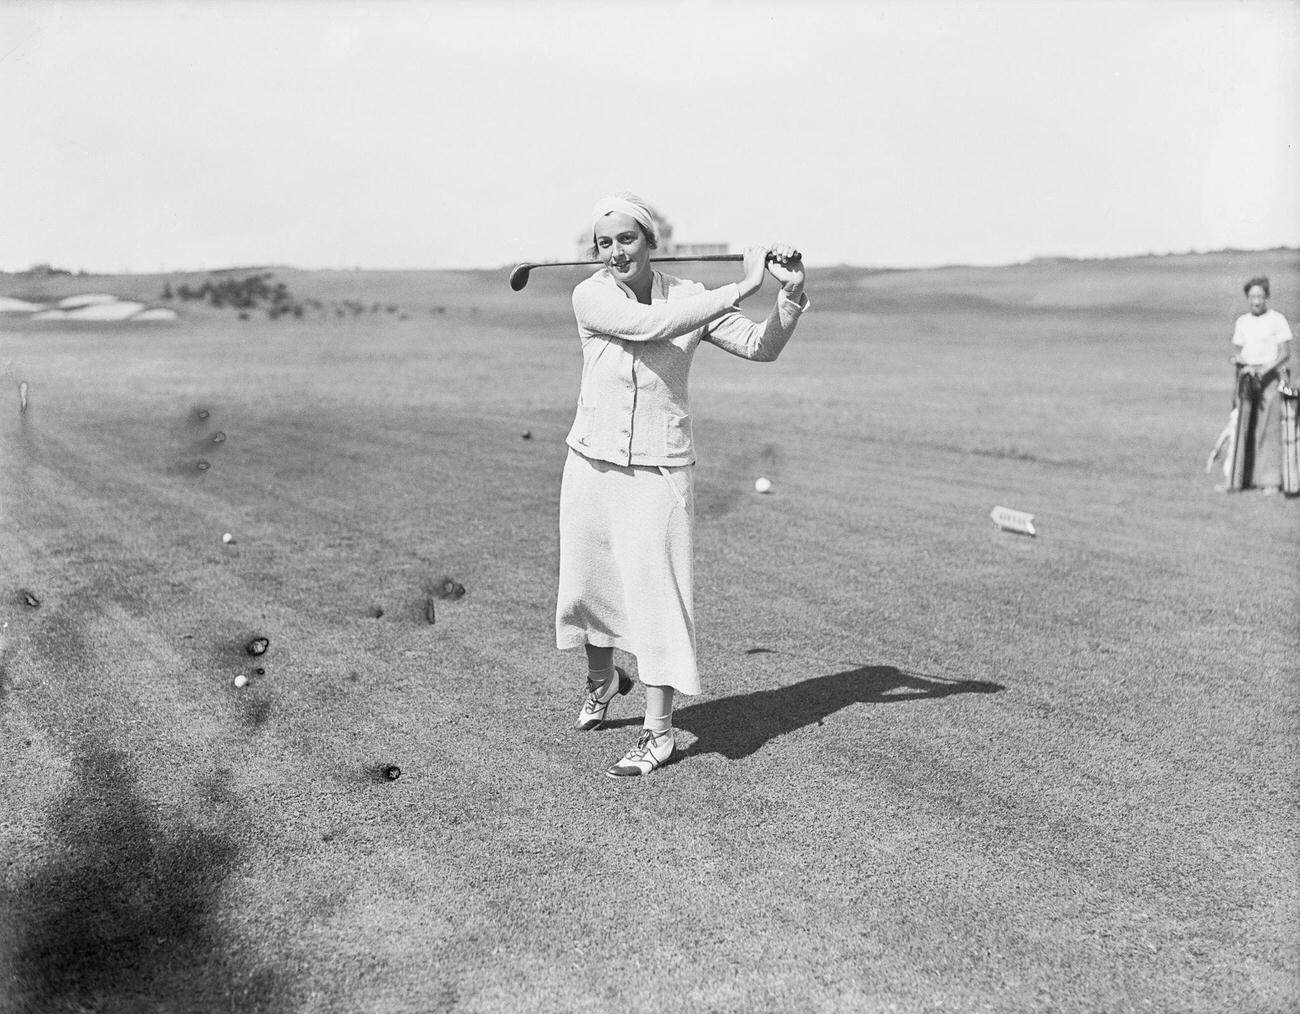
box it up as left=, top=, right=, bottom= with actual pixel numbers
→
left=0, top=296, right=47, bottom=313
left=65, top=301, right=148, bottom=321
left=13, top=294, right=178, bottom=323
left=58, top=293, right=120, bottom=309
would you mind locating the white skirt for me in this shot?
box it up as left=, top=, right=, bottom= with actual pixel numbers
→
left=555, top=448, right=700, bottom=694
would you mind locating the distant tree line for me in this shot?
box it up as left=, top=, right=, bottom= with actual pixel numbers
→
left=332, top=300, right=405, bottom=318
left=163, top=272, right=306, bottom=318
left=160, top=272, right=414, bottom=321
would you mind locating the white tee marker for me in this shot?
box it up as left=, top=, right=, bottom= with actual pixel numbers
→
left=990, top=505, right=1036, bottom=537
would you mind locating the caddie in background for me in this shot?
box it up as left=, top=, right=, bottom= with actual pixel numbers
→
left=1228, top=275, right=1293, bottom=493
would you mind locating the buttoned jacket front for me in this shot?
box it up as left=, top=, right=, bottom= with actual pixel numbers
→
left=566, top=269, right=809, bottom=467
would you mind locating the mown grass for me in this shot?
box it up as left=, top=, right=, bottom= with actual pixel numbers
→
left=1, top=252, right=1297, bottom=1013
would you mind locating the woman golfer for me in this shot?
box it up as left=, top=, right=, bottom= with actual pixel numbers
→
left=1230, top=275, right=1294, bottom=492
left=556, top=193, right=809, bottom=778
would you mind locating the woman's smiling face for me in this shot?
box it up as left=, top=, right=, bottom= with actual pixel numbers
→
left=594, top=212, right=652, bottom=289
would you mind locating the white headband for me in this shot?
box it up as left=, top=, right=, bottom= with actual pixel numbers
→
left=591, top=193, right=658, bottom=246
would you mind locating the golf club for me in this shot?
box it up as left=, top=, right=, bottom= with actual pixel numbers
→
left=508, top=251, right=800, bottom=291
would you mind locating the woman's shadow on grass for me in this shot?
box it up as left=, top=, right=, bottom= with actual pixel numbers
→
left=612, top=654, right=1004, bottom=761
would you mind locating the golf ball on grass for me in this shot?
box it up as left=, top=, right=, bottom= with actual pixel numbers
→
left=233, top=674, right=248, bottom=688
left=222, top=532, right=234, bottom=544
left=754, top=476, right=773, bottom=494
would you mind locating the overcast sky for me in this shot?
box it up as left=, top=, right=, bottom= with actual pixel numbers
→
left=2, top=0, right=1297, bottom=272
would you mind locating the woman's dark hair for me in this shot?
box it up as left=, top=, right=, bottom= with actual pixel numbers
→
left=586, top=221, right=658, bottom=260
left=1243, top=275, right=1270, bottom=297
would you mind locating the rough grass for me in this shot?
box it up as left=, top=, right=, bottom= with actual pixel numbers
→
left=0, top=251, right=1297, bottom=1013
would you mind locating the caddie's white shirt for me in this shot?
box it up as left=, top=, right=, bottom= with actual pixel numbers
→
left=1232, top=308, right=1293, bottom=366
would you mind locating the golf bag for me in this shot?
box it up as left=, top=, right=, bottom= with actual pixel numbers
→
left=1282, top=380, right=1299, bottom=496
left=1226, top=369, right=1261, bottom=491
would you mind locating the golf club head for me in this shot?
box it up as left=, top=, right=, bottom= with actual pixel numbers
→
left=508, top=264, right=531, bottom=291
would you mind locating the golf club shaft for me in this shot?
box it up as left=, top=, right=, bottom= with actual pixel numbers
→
left=509, top=251, right=799, bottom=291
left=530, top=253, right=743, bottom=271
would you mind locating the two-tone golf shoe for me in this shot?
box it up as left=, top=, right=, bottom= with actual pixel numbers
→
left=576, top=666, right=632, bottom=731
left=604, top=727, right=675, bottom=778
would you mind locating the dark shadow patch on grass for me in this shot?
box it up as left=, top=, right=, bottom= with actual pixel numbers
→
left=202, top=765, right=238, bottom=807
left=835, top=429, right=1094, bottom=471
left=695, top=443, right=785, bottom=521
left=189, top=433, right=227, bottom=459
left=673, top=665, right=1005, bottom=761
left=6, top=742, right=293, bottom=1012
left=240, top=691, right=274, bottom=729
left=204, top=632, right=272, bottom=688
left=163, top=455, right=218, bottom=479
left=694, top=489, right=737, bottom=520
left=970, top=445, right=1044, bottom=463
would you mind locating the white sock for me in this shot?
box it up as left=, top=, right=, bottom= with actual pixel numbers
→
left=643, top=685, right=675, bottom=736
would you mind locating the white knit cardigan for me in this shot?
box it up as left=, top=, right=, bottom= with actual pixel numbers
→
left=566, top=268, right=809, bottom=466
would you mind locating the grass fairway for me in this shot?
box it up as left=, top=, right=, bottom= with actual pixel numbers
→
left=1, top=252, right=1297, bottom=1013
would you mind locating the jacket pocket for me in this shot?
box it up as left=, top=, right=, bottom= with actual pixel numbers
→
left=665, top=414, right=692, bottom=455
left=573, top=404, right=596, bottom=447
